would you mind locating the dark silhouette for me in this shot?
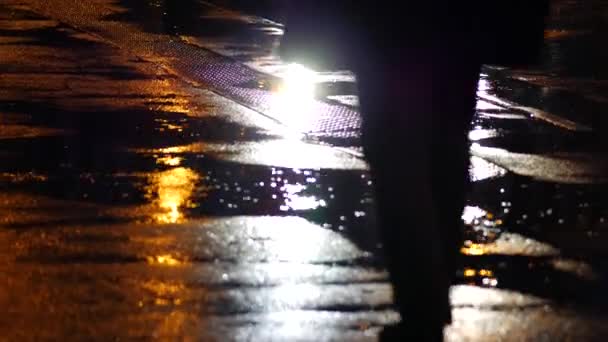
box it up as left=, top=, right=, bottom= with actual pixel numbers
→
left=281, top=2, right=549, bottom=340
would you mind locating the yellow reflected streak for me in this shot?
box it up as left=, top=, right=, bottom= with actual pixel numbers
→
left=460, top=243, right=486, bottom=256
left=146, top=254, right=182, bottom=266
left=159, top=145, right=198, bottom=154
left=156, top=155, right=183, bottom=166
left=464, top=269, right=476, bottom=277
left=479, top=269, right=494, bottom=277
left=146, top=167, right=200, bottom=224
left=464, top=268, right=494, bottom=277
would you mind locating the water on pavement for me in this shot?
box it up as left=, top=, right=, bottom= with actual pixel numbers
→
left=1, top=0, right=608, bottom=340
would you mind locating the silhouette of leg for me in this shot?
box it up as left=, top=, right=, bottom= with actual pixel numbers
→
left=355, top=52, right=480, bottom=341
left=356, top=55, right=448, bottom=341
left=431, top=60, right=481, bottom=292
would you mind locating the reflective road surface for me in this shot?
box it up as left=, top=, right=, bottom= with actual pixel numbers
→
left=1, top=0, right=608, bottom=340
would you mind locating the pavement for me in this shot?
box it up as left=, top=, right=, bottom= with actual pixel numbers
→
left=1, top=0, right=608, bottom=341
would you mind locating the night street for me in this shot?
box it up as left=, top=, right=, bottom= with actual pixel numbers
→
left=1, top=0, right=608, bottom=340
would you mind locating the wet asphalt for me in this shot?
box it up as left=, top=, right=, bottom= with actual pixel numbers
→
left=1, top=0, right=608, bottom=340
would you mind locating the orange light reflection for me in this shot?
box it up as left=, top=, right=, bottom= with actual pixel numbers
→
left=145, top=167, right=201, bottom=224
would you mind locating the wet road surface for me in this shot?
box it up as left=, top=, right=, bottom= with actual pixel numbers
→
left=1, top=0, right=608, bottom=340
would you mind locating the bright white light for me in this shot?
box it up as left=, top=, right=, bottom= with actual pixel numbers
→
left=280, top=63, right=316, bottom=101
left=461, top=206, right=487, bottom=225
left=469, top=155, right=507, bottom=182
left=284, top=195, right=326, bottom=211
left=278, top=183, right=326, bottom=211
left=477, top=78, right=491, bottom=93
left=271, top=63, right=317, bottom=129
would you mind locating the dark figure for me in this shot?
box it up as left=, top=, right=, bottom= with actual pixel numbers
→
left=281, top=2, right=548, bottom=340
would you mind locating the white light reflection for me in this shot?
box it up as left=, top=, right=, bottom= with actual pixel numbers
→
left=272, top=63, right=317, bottom=129
left=279, top=183, right=327, bottom=212
left=221, top=217, right=384, bottom=341
left=224, top=139, right=366, bottom=170
left=476, top=76, right=504, bottom=112
left=461, top=206, right=487, bottom=226
left=477, top=77, right=491, bottom=93
left=469, top=155, right=507, bottom=182
left=279, top=64, right=316, bottom=102
left=451, top=285, right=546, bottom=309
left=270, top=223, right=329, bottom=262
left=468, top=129, right=500, bottom=142
left=283, top=195, right=327, bottom=211
left=476, top=100, right=504, bottom=111
left=248, top=216, right=364, bottom=262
